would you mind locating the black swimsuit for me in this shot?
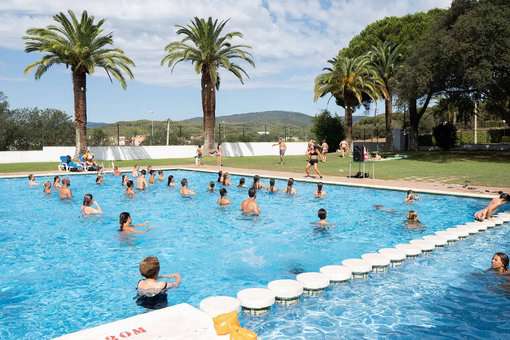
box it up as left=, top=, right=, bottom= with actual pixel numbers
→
left=135, top=281, right=169, bottom=310
left=309, top=151, right=319, bottom=165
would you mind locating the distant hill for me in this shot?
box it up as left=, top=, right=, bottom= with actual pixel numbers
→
left=88, top=122, right=109, bottom=128
left=182, top=110, right=313, bottom=127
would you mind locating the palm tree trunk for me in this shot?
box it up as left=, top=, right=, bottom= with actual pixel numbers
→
left=345, top=106, right=353, bottom=145
left=201, top=67, right=216, bottom=152
left=72, top=69, right=87, bottom=158
left=408, top=98, right=419, bottom=151
left=384, top=95, right=393, bottom=151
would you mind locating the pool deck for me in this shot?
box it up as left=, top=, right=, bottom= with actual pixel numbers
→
left=1, top=164, right=507, bottom=199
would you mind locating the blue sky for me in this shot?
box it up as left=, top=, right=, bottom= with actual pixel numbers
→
left=0, top=0, right=450, bottom=123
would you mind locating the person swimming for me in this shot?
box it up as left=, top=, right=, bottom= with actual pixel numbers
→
left=81, top=193, right=102, bottom=215
left=285, top=178, right=296, bottom=195
left=28, top=174, right=38, bottom=186
left=136, top=170, right=147, bottom=190
left=252, top=175, right=263, bottom=190
left=218, top=188, right=231, bottom=206
left=148, top=170, right=156, bottom=185
left=241, top=187, right=260, bottom=216
left=53, top=175, right=61, bottom=189
left=237, top=177, right=246, bottom=188
left=135, top=256, right=181, bottom=310
left=59, top=178, right=72, bottom=199
left=208, top=181, right=215, bottom=192
left=158, top=170, right=164, bottom=182
left=43, top=181, right=51, bottom=194
left=167, top=175, right=175, bottom=187
left=405, top=190, right=417, bottom=203
left=119, top=212, right=149, bottom=233
left=475, top=192, right=510, bottom=221
left=222, top=172, right=231, bottom=186
left=374, top=204, right=396, bottom=213
left=491, top=252, right=509, bottom=274
left=180, top=178, right=195, bottom=197
left=316, top=208, right=329, bottom=227
left=314, top=182, right=326, bottom=198
left=268, top=178, right=278, bottom=193
left=126, top=180, right=135, bottom=198
left=96, top=174, right=104, bottom=185
left=406, top=210, right=421, bottom=228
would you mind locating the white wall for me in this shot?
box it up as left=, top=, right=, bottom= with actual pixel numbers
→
left=0, top=142, right=308, bottom=163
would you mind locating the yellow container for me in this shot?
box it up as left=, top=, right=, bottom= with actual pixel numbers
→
left=213, top=311, right=240, bottom=336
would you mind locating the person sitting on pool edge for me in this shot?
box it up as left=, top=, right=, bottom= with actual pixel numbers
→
left=43, top=181, right=51, bottom=194
left=81, top=193, right=102, bottom=215
left=491, top=252, right=509, bottom=275
left=314, top=182, right=326, bottom=198
left=268, top=178, right=278, bottom=193
left=241, top=187, right=260, bottom=216
left=237, top=177, right=246, bottom=188
left=180, top=178, right=195, bottom=197
left=136, top=170, right=147, bottom=190
left=208, top=181, right=215, bottom=192
left=218, top=188, right=231, bottom=206
left=475, top=192, right=510, bottom=221
left=316, top=208, right=329, bottom=227
left=59, top=178, right=72, bottom=199
left=119, top=212, right=150, bottom=233
left=126, top=180, right=135, bottom=198
left=406, top=210, right=421, bottom=228
left=136, top=256, right=181, bottom=310
left=285, top=178, right=296, bottom=195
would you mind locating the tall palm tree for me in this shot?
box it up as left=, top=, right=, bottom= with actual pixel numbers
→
left=161, top=17, right=255, bottom=151
left=314, top=55, right=387, bottom=144
left=23, top=10, right=134, bottom=157
left=369, top=41, right=401, bottom=151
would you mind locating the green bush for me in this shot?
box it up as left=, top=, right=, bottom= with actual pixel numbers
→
left=312, top=110, right=345, bottom=151
left=418, top=134, right=434, bottom=146
left=433, top=122, right=457, bottom=150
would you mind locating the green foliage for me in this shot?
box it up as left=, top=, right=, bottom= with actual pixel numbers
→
left=418, top=134, right=434, bottom=146
left=433, top=122, right=457, bottom=150
left=89, top=129, right=108, bottom=146
left=311, top=110, right=345, bottom=151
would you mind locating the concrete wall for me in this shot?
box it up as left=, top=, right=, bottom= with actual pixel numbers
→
left=0, top=142, right=308, bottom=163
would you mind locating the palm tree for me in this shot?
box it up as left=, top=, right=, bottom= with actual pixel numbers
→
left=314, top=55, right=387, bottom=144
left=161, top=17, right=255, bottom=151
left=369, top=41, right=401, bottom=151
left=23, top=10, right=134, bottom=157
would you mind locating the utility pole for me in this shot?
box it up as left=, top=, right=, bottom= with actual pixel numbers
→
left=166, top=119, right=170, bottom=146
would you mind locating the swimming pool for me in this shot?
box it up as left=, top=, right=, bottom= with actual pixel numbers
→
left=0, top=170, right=500, bottom=339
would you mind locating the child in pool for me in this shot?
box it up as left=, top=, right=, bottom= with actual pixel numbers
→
left=135, top=256, right=181, bottom=310
left=43, top=181, right=51, bottom=194
left=218, top=188, right=231, bottom=206
left=28, top=174, right=38, bottom=186
left=126, top=180, right=135, bottom=198
left=208, top=181, right=215, bottom=192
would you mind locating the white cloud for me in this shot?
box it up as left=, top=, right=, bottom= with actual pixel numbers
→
left=0, top=0, right=451, bottom=90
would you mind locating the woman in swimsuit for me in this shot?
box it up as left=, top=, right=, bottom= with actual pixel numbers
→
left=53, top=176, right=61, bottom=189
left=305, top=145, right=323, bottom=178
left=491, top=252, right=509, bottom=275
left=135, top=256, right=181, bottom=310
left=119, top=212, right=149, bottom=233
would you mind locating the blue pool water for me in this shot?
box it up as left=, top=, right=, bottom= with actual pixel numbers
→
left=0, top=170, right=503, bottom=339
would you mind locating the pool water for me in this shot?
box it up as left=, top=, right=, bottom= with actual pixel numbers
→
left=0, top=170, right=500, bottom=339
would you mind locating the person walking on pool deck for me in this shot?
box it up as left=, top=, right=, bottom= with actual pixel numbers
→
left=81, top=193, right=102, bottom=215
left=321, top=140, right=329, bottom=162
left=59, top=178, right=72, bottom=199
left=475, top=192, right=510, bottom=221
left=195, top=144, right=204, bottom=166
left=305, top=144, right=323, bottom=179
left=135, top=256, right=181, bottom=310
left=241, top=187, right=260, bottom=216
left=273, top=137, right=287, bottom=165
left=218, top=188, right=231, bottom=206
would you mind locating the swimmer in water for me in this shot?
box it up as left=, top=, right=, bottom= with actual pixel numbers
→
left=119, top=212, right=150, bottom=233
left=268, top=178, right=278, bottom=193
left=241, top=187, right=260, bottom=216
left=132, top=165, right=139, bottom=177
left=475, top=192, right=510, bottom=221
left=406, top=210, right=422, bottom=228
left=113, top=165, right=121, bottom=176
left=59, top=178, right=72, bottom=199
left=96, top=174, right=104, bottom=185
left=28, top=174, right=38, bottom=186
left=316, top=208, right=329, bottom=227
left=314, top=182, right=326, bottom=198
left=222, top=172, right=231, bottom=186
left=53, top=175, right=61, bottom=189
left=285, top=178, right=296, bottom=195
left=121, top=174, right=129, bottom=186
left=180, top=178, right=195, bottom=197
left=218, top=188, right=231, bottom=206
left=43, top=181, right=51, bottom=194
left=158, top=170, right=164, bottom=182
left=252, top=175, right=263, bottom=190
left=167, top=175, right=175, bottom=187
left=148, top=170, right=156, bottom=185
left=80, top=193, right=102, bottom=215
left=237, top=177, right=246, bottom=188
left=374, top=204, right=396, bottom=213
left=491, top=252, right=509, bottom=274
left=405, top=190, right=417, bottom=203
left=136, top=170, right=147, bottom=190
left=208, top=181, right=215, bottom=192
left=126, top=180, right=135, bottom=198
left=135, top=256, right=181, bottom=310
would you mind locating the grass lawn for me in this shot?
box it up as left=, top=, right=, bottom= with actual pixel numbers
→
left=1, top=152, right=509, bottom=188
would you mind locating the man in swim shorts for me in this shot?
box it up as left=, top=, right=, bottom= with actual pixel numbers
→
left=273, top=137, right=287, bottom=165
left=241, top=187, right=260, bottom=216
left=475, top=192, right=510, bottom=221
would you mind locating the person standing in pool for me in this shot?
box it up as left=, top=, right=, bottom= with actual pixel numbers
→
left=180, top=178, right=195, bottom=197
left=28, top=174, right=38, bottom=186
left=237, top=177, right=246, bottom=188
left=405, top=190, right=417, bottom=203
left=272, top=137, right=287, bottom=165
left=208, top=181, right=216, bottom=192
left=59, top=178, right=72, bottom=199
left=252, top=175, right=263, bottom=190
left=268, top=178, right=278, bottom=193
left=316, top=208, right=329, bottom=227
left=53, top=176, right=62, bottom=189
left=148, top=170, right=156, bottom=185
left=158, top=170, right=164, bottom=182
left=490, top=252, right=509, bottom=274
left=475, top=192, right=510, bottom=221
left=406, top=210, right=422, bottom=228
left=119, top=212, right=150, bottom=233
left=314, top=182, right=326, bottom=198
left=285, top=178, right=297, bottom=195
left=81, top=193, right=103, bottom=215
left=305, top=145, right=323, bottom=179
left=222, top=172, right=231, bottom=186
left=241, top=188, right=260, bottom=216
left=218, top=188, right=231, bottom=206
left=135, top=256, right=181, bottom=310
left=43, top=182, right=52, bottom=194
left=136, top=170, right=147, bottom=190
left=126, top=180, right=135, bottom=198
